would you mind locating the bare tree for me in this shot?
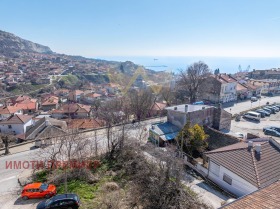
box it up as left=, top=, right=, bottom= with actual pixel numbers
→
left=179, top=61, right=211, bottom=103
left=127, top=89, right=154, bottom=121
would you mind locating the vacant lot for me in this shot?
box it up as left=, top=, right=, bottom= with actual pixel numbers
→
left=230, top=111, right=280, bottom=142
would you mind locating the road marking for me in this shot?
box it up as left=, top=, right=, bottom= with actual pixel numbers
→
left=0, top=176, right=16, bottom=183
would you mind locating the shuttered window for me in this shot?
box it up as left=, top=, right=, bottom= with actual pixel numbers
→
left=223, top=174, right=232, bottom=185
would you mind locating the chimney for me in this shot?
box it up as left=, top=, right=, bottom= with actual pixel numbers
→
left=185, top=105, right=188, bottom=112
left=255, top=144, right=262, bottom=154
left=174, top=106, right=177, bottom=110
left=248, top=141, right=253, bottom=150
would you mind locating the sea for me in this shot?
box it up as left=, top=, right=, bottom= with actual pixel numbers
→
left=97, top=56, right=280, bottom=74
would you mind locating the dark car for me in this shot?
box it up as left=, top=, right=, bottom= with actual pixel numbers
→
left=37, top=194, right=80, bottom=209
left=263, top=126, right=280, bottom=133
left=254, top=109, right=266, bottom=117
left=274, top=104, right=280, bottom=109
left=264, top=128, right=280, bottom=137
left=258, top=109, right=271, bottom=116
left=265, top=106, right=276, bottom=114
left=269, top=105, right=280, bottom=112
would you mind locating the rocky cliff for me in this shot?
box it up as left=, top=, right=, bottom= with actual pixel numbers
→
left=0, top=30, right=53, bottom=57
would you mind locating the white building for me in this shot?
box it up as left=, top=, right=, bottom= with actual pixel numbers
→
left=205, top=138, right=280, bottom=197
left=0, top=106, right=23, bottom=120
left=0, top=114, right=33, bottom=135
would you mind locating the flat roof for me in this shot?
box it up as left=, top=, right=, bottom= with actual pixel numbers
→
left=165, top=104, right=213, bottom=113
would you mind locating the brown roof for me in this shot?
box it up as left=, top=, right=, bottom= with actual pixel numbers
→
left=65, top=118, right=104, bottom=129
left=236, top=83, right=248, bottom=92
left=221, top=180, right=280, bottom=209
left=0, top=114, right=32, bottom=124
left=42, top=96, right=59, bottom=106
left=52, top=103, right=91, bottom=114
left=205, top=139, right=280, bottom=188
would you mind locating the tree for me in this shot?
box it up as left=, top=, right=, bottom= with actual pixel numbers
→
left=176, top=123, right=208, bottom=156
left=179, top=61, right=211, bottom=103
left=127, top=89, right=154, bottom=121
left=1, top=135, right=10, bottom=155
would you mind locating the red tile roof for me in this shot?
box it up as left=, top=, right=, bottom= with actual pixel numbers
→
left=0, top=114, right=32, bottom=124
left=65, top=118, right=104, bottom=129
left=205, top=139, right=280, bottom=188
left=221, top=180, right=280, bottom=209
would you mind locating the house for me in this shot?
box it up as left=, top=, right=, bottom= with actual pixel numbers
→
left=148, top=102, right=167, bottom=117
left=68, top=90, right=84, bottom=102
left=41, top=96, right=59, bottom=111
left=82, top=92, right=102, bottom=103
left=51, top=103, right=91, bottom=119
left=149, top=104, right=232, bottom=147
left=16, top=117, right=66, bottom=142
left=204, top=138, right=280, bottom=197
left=201, top=74, right=237, bottom=103
left=11, top=95, right=39, bottom=114
left=0, top=114, right=33, bottom=135
left=103, top=83, right=120, bottom=94
left=0, top=106, right=23, bottom=120
left=65, top=118, right=105, bottom=130
left=221, top=180, right=280, bottom=209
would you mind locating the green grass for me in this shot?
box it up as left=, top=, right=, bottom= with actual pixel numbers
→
left=60, top=74, right=80, bottom=85
left=57, top=180, right=99, bottom=200
left=8, top=84, right=46, bottom=94
left=34, top=170, right=49, bottom=182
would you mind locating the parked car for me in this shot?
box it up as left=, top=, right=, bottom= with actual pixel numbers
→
left=21, top=183, right=56, bottom=200
left=243, top=111, right=261, bottom=121
left=37, top=194, right=80, bottom=209
left=269, top=105, right=280, bottom=112
left=263, top=126, right=280, bottom=133
left=256, top=109, right=270, bottom=116
left=251, top=97, right=258, bottom=102
left=265, top=106, right=276, bottom=114
left=274, top=104, right=280, bottom=109
left=262, top=107, right=272, bottom=114
left=254, top=109, right=266, bottom=117
left=264, top=128, right=280, bottom=137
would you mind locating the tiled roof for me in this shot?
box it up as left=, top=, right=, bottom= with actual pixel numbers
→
left=221, top=180, right=280, bottom=209
left=42, top=96, right=59, bottom=106
left=66, top=118, right=104, bottom=129
left=151, top=102, right=167, bottom=111
left=13, top=102, right=36, bottom=110
left=0, top=114, right=32, bottom=124
left=205, top=139, right=280, bottom=188
left=52, top=103, right=91, bottom=114
left=236, top=83, right=248, bottom=92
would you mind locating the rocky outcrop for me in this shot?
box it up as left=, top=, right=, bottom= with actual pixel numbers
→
left=0, top=30, right=53, bottom=57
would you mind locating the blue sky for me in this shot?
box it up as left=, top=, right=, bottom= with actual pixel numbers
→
left=1, top=0, right=280, bottom=58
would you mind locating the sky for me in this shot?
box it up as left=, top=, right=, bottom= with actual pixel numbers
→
left=1, top=0, right=280, bottom=58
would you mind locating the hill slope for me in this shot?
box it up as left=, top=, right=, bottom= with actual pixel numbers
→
left=0, top=30, right=53, bottom=57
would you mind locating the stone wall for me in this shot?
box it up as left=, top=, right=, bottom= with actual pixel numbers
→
left=205, top=126, right=241, bottom=151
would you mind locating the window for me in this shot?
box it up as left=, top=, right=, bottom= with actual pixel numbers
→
left=223, top=174, right=232, bottom=185
left=8, top=125, right=12, bottom=129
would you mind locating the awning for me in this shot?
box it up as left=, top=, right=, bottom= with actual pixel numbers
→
left=161, top=132, right=178, bottom=141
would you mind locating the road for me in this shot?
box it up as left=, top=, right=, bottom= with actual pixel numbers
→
left=223, top=95, right=280, bottom=115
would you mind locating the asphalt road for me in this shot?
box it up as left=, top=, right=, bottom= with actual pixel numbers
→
left=224, top=95, right=280, bottom=115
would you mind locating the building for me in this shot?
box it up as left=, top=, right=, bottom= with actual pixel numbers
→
left=201, top=74, right=237, bottom=103
left=205, top=138, right=280, bottom=197
left=65, top=118, right=105, bottom=130
left=82, top=92, right=102, bottom=103
left=41, top=96, right=59, bottom=111
left=0, top=106, right=23, bottom=120
left=0, top=114, right=33, bottom=135
left=221, top=180, right=280, bottom=209
left=68, top=90, right=84, bottom=102
left=51, top=103, right=91, bottom=119
left=149, top=104, right=231, bottom=146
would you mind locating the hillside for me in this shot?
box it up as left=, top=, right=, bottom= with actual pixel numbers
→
left=0, top=30, right=53, bottom=57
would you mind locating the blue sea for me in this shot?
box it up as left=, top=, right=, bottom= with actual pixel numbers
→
left=97, top=56, right=280, bottom=74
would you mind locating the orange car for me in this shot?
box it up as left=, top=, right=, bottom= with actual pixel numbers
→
left=21, top=183, right=56, bottom=200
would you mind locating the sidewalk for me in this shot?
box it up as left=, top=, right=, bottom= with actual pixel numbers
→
left=0, top=142, right=35, bottom=156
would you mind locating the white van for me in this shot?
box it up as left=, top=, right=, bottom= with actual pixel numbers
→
left=243, top=111, right=261, bottom=121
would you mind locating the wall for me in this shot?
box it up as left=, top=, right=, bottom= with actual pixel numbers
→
left=167, top=110, right=186, bottom=129
left=0, top=119, right=33, bottom=135
left=208, top=160, right=258, bottom=197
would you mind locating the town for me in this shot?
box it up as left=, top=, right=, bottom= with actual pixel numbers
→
left=1, top=1, right=280, bottom=208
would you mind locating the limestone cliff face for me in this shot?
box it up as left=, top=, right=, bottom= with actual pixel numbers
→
left=0, top=30, right=53, bottom=57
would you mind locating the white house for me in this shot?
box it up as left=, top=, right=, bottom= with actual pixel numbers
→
left=0, top=114, right=33, bottom=135
left=205, top=138, right=280, bottom=197
left=0, top=106, right=23, bottom=120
